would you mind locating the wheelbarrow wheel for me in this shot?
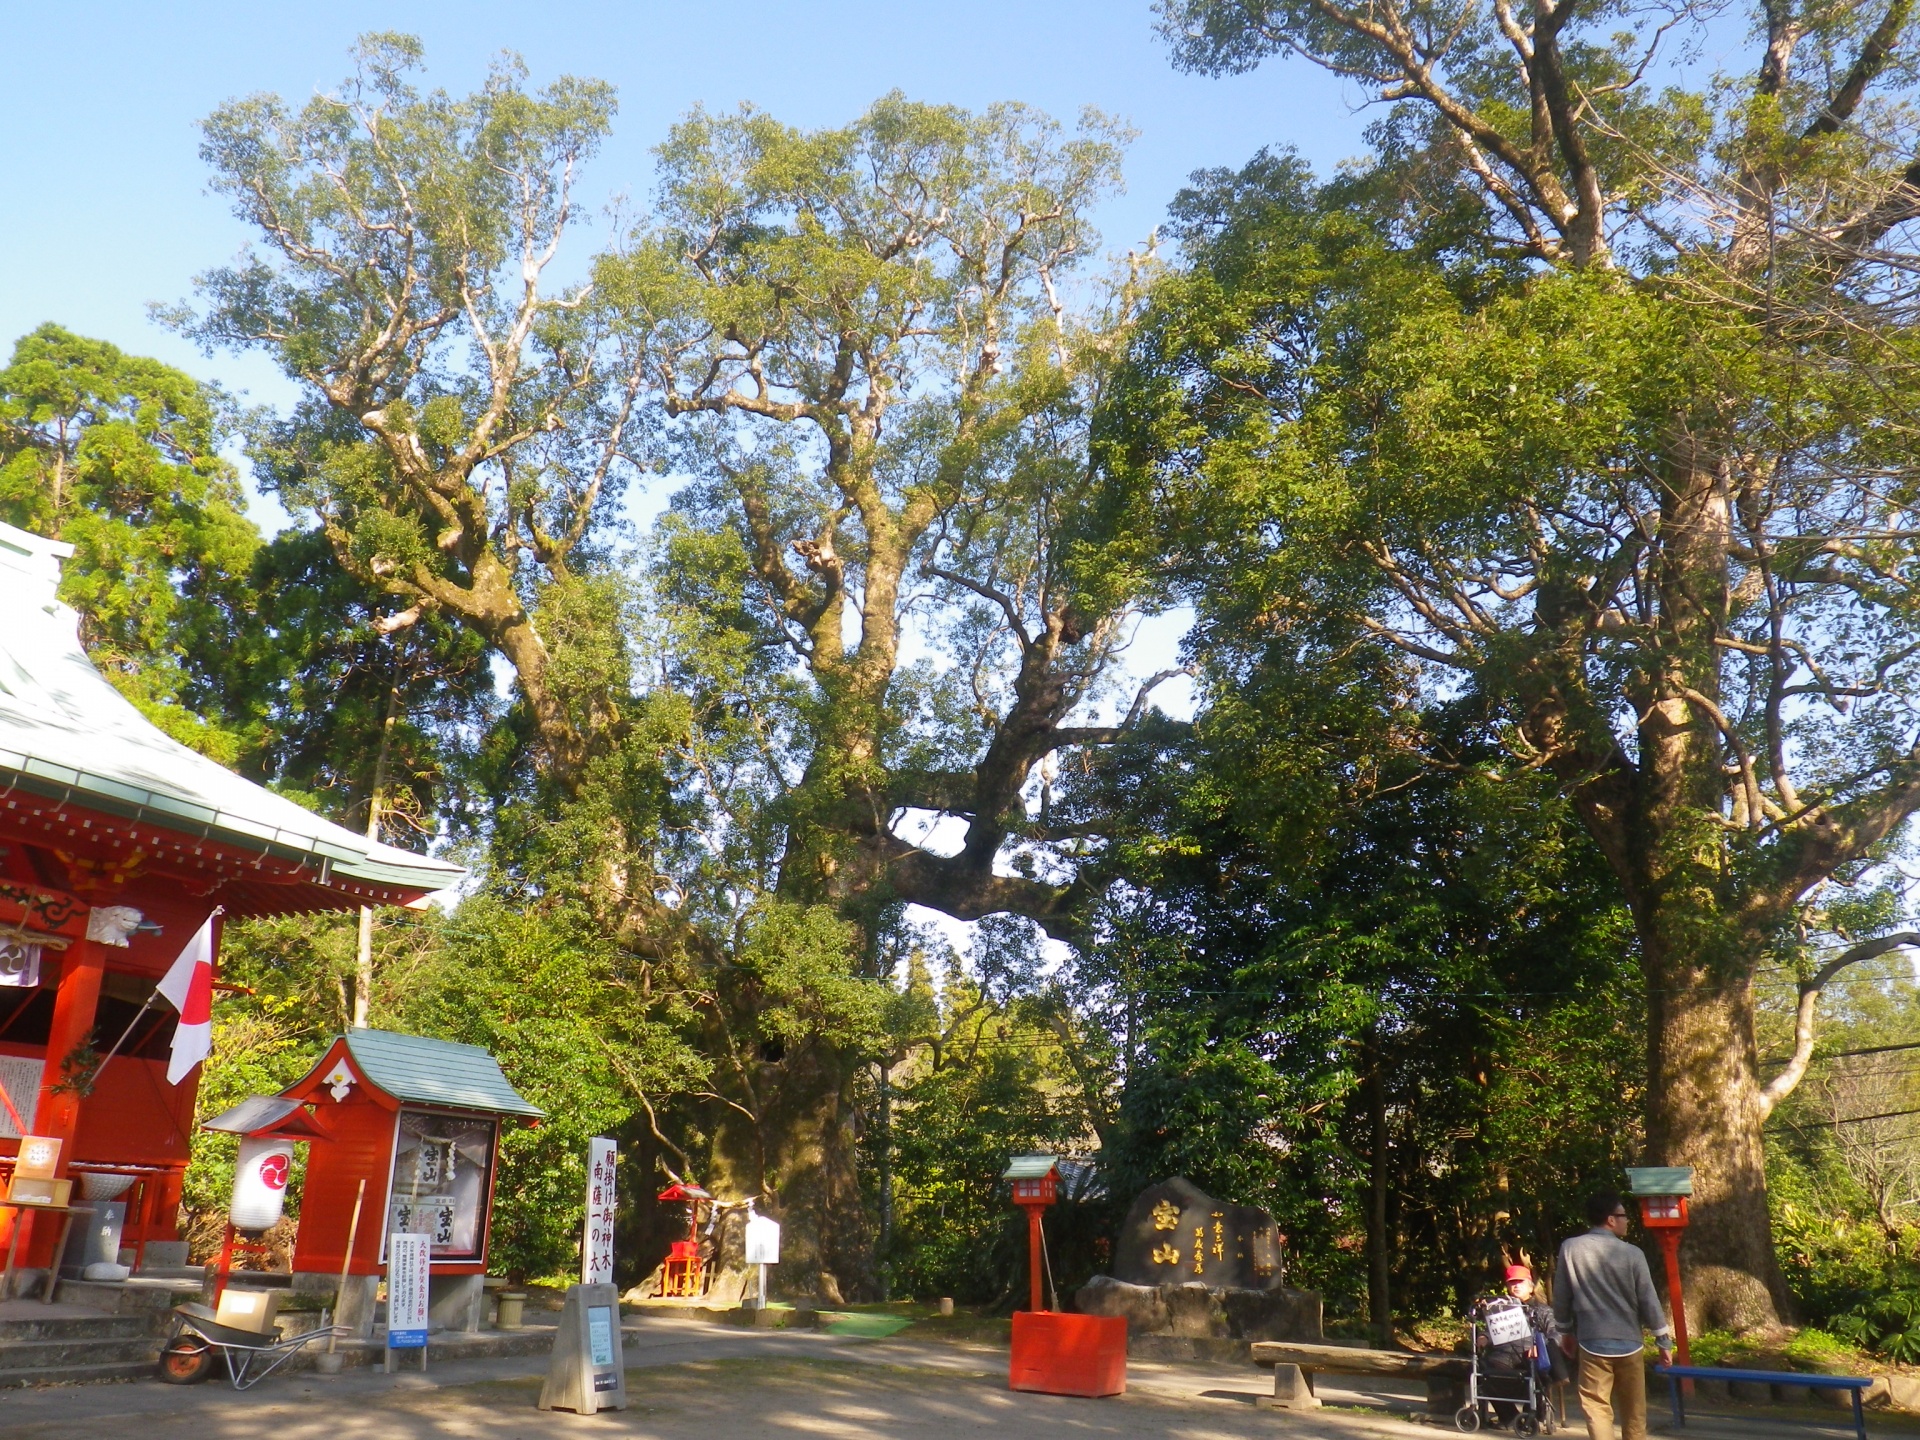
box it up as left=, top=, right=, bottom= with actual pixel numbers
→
left=157, top=1338, right=214, bottom=1384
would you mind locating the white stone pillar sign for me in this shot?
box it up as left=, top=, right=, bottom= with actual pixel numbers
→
left=582, top=1137, right=617, bottom=1285
left=386, top=1230, right=431, bottom=1370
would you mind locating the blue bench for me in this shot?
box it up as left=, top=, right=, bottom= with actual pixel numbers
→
left=1656, top=1363, right=1873, bottom=1440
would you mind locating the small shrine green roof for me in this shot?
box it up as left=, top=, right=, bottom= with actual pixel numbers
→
left=344, top=1027, right=544, bottom=1118
left=1002, top=1154, right=1058, bottom=1180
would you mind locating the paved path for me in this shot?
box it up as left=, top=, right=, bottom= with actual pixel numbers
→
left=0, top=1313, right=1909, bottom=1439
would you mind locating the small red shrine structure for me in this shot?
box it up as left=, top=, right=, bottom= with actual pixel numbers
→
left=655, top=1180, right=710, bottom=1297
left=0, top=522, right=462, bottom=1285
left=1002, top=1153, right=1126, bottom=1399
left=275, top=1029, right=542, bottom=1283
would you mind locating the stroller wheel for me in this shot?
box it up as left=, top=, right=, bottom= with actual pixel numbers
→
left=1454, top=1405, right=1482, bottom=1433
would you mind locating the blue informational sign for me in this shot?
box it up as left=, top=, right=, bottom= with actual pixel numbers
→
left=388, top=1231, right=431, bottom=1349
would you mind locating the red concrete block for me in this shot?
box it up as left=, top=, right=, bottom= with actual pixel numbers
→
left=1009, top=1311, right=1127, bottom=1398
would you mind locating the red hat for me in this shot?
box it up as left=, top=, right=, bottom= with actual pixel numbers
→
left=1504, top=1264, right=1533, bottom=1283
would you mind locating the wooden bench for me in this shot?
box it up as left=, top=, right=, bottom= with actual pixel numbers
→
left=1250, top=1340, right=1471, bottom=1412
left=1657, top=1363, right=1873, bottom=1440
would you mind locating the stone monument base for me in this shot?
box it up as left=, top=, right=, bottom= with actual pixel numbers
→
left=1074, top=1274, right=1322, bottom=1342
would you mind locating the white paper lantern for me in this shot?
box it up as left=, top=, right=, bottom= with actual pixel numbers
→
left=230, top=1136, right=295, bottom=1230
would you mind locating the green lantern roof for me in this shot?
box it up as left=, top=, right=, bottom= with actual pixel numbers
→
left=343, top=1027, right=544, bottom=1118
left=1002, top=1154, right=1058, bottom=1180
left=1625, top=1166, right=1694, bottom=1196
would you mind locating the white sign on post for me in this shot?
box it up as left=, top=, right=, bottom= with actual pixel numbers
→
left=745, top=1209, right=780, bottom=1308
left=387, top=1231, right=431, bottom=1361
left=582, top=1137, right=617, bottom=1285
left=745, top=1212, right=781, bottom=1265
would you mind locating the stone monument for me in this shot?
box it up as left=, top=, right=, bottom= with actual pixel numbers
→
left=1075, top=1176, right=1321, bottom=1346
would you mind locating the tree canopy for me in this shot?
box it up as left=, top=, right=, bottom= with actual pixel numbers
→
left=23, top=18, right=1920, bottom=1339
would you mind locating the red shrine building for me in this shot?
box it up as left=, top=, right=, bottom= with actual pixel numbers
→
left=0, top=521, right=462, bottom=1284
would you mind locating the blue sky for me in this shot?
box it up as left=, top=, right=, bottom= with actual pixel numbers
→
left=2, top=0, right=1369, bottom=414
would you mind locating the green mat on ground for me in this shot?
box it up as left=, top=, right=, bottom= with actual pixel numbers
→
left=818, top=1311, right=914, bottom=1337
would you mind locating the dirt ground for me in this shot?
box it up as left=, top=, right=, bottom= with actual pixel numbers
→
left=1, top=1316, right=1910, bottom=1440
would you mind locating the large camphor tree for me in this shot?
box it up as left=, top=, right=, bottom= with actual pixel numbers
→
left=183, top=37, right=1165, bottom=1299
left=1116, top=0, right=1920, bottom=1324
left=604, top=96, right=1168, bottom=1296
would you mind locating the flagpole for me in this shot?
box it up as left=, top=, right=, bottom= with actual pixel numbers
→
left=85, top=993, right=160, bottom=1085
left=85, top=905, right=222, bottom=1090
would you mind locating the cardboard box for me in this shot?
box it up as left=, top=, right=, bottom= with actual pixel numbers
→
left=6, top=1176, right=71, bottom=1207
left=215, top=1287, right=283, bottom=1334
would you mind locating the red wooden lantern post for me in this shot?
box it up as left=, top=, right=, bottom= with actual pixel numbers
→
left=1003, top=1155, right=1059, bottom=1313
left=1001, top=1154, right=1127, bottom=1400
left=1626, top=1166, right=1693, bottom=1367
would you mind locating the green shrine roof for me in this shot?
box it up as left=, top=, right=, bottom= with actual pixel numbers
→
left=0, top=521, right=464, bottom=910
left=344, top=1027, right=544, bottom=1118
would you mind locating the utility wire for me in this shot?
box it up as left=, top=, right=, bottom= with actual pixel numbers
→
left=1770, top=1105, right=1920, bottom=1129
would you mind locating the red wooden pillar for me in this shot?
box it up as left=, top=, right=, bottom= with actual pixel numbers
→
left=1025, top=1205, right=1045, bottom=1314
left=23, top=936, right=106, bottom=1264
left=1656, top=1228, right=1690, bottom=1365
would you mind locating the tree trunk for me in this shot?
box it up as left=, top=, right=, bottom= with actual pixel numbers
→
left=877, top=1062, right=893, bottom=1302
left=705, top=1044, right=872, bottom=1303
left=1366, top=1041, right=1392, bottom=1347
left=1642, top=933, right=1791, bottom=1330
left=353, top=647, right=403, bottom=1027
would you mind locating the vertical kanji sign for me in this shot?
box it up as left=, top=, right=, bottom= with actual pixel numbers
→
left=583, top=1137, right=617, bottom=1285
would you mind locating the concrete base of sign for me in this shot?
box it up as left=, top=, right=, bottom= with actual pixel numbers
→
left=296, top=1272, right=379, bottom=1339
left=537, top=1282, right=627, bottom=1414
left=430, top=1273, right=483, bottom=1333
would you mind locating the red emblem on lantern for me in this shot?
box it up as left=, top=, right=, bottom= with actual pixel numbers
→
left=259, top=1153, right=291, bottom=1191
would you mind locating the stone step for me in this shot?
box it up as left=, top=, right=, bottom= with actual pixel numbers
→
left=50, top=1278, right=196, bottom=1314
left=0, top=1356, right=157, bottom=1388
left=0, top=1334, right=162, bottom=1369
left=0, top=1312, right=155, bottom=1342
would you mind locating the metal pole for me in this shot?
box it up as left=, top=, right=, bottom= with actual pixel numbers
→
left=329, top=1179, right=367, bottom=1354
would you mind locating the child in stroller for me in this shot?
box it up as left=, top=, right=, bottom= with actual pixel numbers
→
left=1459, top=1264, right=1563, bottom=1433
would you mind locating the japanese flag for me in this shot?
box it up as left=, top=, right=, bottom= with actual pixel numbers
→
left=155, top=917, right=215, bottom=1085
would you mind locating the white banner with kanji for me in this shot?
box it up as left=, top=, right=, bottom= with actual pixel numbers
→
left=583, top=1137, right=617, bottom=1285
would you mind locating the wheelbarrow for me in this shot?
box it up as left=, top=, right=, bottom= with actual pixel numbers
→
left=156, top=1303, right=351, bottom=1389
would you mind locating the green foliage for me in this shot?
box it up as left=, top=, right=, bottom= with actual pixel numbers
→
left=0, top=323, right=261, bottom=759
left=1071, top=695, right=1640, bottom=1320
left=387, top=898, right=707, bottom=1279
left=873, top=955, right=1094, bottom=1304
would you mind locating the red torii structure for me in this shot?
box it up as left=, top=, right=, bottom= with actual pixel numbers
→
left=0, top=521, right=462, bottom=1285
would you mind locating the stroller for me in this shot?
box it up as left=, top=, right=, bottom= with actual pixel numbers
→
left=1455, top=1293, right=1562, bottom=1434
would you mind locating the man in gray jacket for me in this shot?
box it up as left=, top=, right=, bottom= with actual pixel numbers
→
left=1553, top=1191, right=1674, bottom=1440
